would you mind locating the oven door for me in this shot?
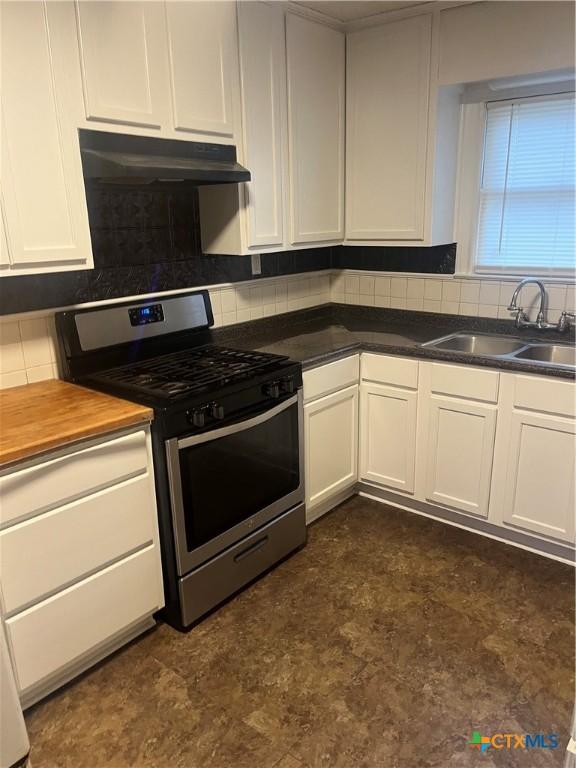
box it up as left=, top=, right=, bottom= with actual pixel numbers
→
left=166, top=391, right=304, bottom=575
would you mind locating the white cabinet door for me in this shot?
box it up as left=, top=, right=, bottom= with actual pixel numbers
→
left=346, top=15, right=431, bottom=240
left=305, top=385, right=358, bottom=514
left=286, top=14, right=345, bottom=244
left=75, top=1, right=167, bottom=128
left=166, top=1, right=238, bottom=137
left=360, top=382, right=417, bottom=493
left=424, top=396, right=497, bottom=517
left=502, top=410, right=575, bottom=543
left=238, top=1, right=286, bottom=248
left=0, top=1, right=92, bottom=271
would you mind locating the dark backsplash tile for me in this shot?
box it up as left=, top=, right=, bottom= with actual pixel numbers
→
left=333, top=243, right=456, bottom=273
left=0, top=184, right=456, bottom=315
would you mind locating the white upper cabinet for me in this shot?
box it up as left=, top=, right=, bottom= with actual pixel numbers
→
left=238, top=1, right=286, bottom=248
left=286, top=14, right=345, bottom=244
left=166, top=1, right=238, bottom=138
left=74, top=1, right=168, bottom=129
left=1, top=1, right=93, bottom=274
left=346, top=15, right=431, bottom=241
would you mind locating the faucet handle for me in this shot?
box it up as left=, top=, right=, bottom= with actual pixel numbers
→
left=558, top=311, right=576, bottom=332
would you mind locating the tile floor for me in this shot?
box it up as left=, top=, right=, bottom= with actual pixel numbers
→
left=25, top=497, right=574, bottom=768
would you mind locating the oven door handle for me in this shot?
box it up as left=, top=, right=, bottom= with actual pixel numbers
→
left=177, top=393, right=299, bottom=449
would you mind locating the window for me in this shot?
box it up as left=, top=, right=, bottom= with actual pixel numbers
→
left=459, top=92, right=575, bottom=277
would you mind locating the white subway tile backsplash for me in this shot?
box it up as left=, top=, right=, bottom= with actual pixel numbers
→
left=374, top=295, right=391, bottom=308
left=26, top=363, right=55, bottom=383
left=359, top=275, right=375, bottom=296
left=19, top=318, right=54, bottom=368
left=0, top=322, right=25, bottom=373
left=249, top=285, right=263, bottom=307
left=423, top=298, right=441, bottom=313
left=478, top=304, right=499, bottom=318
left=391, top=278, right=407, bottom=298
left=406, top=279, right=424, bottom=299
left=236, top=308, right=251, bottom=323
left=375, top=276, right=390, bottom=297
left=424, top=280, right=442, bottom=301
left=479, top=281, right=501, bottom=306
left=390, top=297, right=407, bottom=309
left=220, top=289, right=236, bottom=314
left=441, top=301, right=459, bottom=315
left=209, top=290, right=222, bottom=315
left=459, top=302, right=479, bottom=317
left=460, top=281, right=481, bottom=304
left=0, top=370, right=27, bottom=388
left=406, top=297, right=423, bottom=311
left=545, top=284, right=566, bottom=309
left=345, top=275, right=360, bottom=295
left=261, top=283, right=276, bottom=306
left=441, top=280, right=460, bottom=303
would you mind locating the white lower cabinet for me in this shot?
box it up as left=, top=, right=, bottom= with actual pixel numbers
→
left=6, top=546, right=161, bottom=694
left=304, top=385, right=358, bottom=520
left=0, top=426, right=164, bottom=706
left=423, top=396, right=497, bottom=517
left=359, top=383, right=417, bottom=494
left=501, top=411, right=575, bottom=542
left=304, top=353, right=574, bottom=555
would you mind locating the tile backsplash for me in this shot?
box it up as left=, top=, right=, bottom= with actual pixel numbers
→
left=0, top=272, right=331, bottom=388
left=331, top=271, right=576, bottom=321
left=1, top=270, right=573, bottom=389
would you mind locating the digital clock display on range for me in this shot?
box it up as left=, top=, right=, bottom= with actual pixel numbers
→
left=129, top=303, right=164, bottom=327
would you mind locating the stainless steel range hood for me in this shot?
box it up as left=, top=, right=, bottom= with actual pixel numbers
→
left=79, top=129, right=251, bottom=187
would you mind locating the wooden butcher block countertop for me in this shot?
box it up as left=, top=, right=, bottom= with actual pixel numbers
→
left=0, top=380, right=153, bottom=467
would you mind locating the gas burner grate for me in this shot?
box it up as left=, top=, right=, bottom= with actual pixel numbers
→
left=93, top=346, right=288, bottom=399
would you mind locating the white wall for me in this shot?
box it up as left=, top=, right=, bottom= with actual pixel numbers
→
left=438, top=1, right=576, bottom=85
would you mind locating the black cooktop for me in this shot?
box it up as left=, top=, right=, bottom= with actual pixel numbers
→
left=88, top=345, right=290, bottom=400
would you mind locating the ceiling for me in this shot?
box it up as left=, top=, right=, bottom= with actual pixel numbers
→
left=294, top=1, right=431, bottom=23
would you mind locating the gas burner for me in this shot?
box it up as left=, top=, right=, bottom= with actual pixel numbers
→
left=92, top=346, right=289, bottom=400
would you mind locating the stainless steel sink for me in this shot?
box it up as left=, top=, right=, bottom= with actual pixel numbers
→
left=512, top=344, right=576, bottom=368
left=422, top=333, right=527, bottom=357
left=421, top=331, right=575, bottom=370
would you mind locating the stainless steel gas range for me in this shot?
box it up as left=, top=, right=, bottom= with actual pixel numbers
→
left=56, top=290, right=306, bottom=630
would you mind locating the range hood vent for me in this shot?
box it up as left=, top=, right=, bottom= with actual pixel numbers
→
left=79, top=129, right=251, bottom=187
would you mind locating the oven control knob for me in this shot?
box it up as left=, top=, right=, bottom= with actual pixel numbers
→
left=281, top=378, right=295, bottom=394
left=264, top=381, right=281, bottom=399
left=210, top=403, right=225, bottom=420
left=189, top=408, right=206, bottom=428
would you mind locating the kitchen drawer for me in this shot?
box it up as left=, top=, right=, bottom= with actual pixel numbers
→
left=513, top=375, right=575, bottom=418
left=0, top=475, right=156, bottom=615
left=361, top=354, right=419, bottom=389
left=6, top=546, right=163, bottom=693
left=430, top=363, right=499, bottom=403
left=179, top=504, right=306, bottom=626
left=303, top=355, right=359, bottom=402
left=0, top=430, right=148, bottom=528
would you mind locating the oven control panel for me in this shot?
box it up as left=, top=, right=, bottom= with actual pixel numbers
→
left=129, top=303, right=164, bottom=326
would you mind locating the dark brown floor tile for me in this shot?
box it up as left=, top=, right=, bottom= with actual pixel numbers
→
left=24, top=498, right=574, bottom=768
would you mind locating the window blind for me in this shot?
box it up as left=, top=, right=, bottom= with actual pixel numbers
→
left=475, top=94, right=575, bottom=275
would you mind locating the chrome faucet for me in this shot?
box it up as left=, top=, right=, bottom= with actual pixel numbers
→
left=507, top=279, right=556, bottom=330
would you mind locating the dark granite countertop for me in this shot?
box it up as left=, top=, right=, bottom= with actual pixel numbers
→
left=213, top=304, right=576, bottom=380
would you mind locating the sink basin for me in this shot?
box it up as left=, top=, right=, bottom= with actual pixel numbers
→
left=422, top=333, right=527, bottom=357
left=513, top=344, right=576, bottom=368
